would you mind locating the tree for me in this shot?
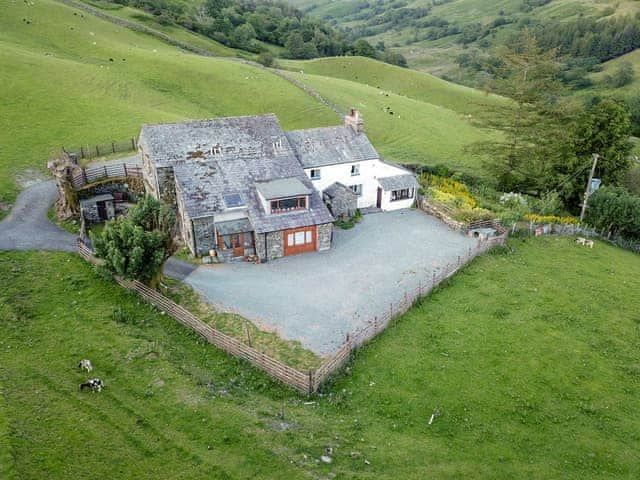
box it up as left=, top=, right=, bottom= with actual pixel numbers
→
left=204, top=0, right=231, bottom=18
left=285, top=31, right=305, bottom=58
left=352, top=39, right=377, bottom=58
left=92, top=195, right=175, bottom=287
left=585, top=187, right=640, bottom=239
left=473, top=29, right=570, bottom=192
left=605, top=61, right=635, bottom=88
left=230, top=23, right=256, bottom=49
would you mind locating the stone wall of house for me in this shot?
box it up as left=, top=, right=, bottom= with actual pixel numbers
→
left=254, top=231, right=284, bottom=262
left=156, top=166, right=176, bottom=206
left=317, top=223, right=332, bottom=251
left=78, top=178, right=144, bottom=201
left=175, top=185, right=195, bottom=254
left=324, top=188, right=357, bottom=220
left=193, top=216, right=216, bottom=256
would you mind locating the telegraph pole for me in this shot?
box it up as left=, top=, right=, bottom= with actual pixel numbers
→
left=579, top=153, right=599, bottom=222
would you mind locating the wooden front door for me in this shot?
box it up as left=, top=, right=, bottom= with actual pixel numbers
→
left=376, top=187, right=382, bottom=209
left=231, top=233, right=244, bottom=258
left=283, top=226, right=316, bottom=256
left=97, top=201, right=108, bottom=220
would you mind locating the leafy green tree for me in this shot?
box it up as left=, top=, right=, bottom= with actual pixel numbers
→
left=607, top=61, right=634, bottom=88
left=285, top=31, right=305, bottom=58
left=585, top=187, right=640, bottom=239
left=204, top=0, right=231, bottom=17
left=92, top=195, right=175, bottom=287
left=230, top=23, right=256, bottom=49
left=352, top=39, right=377, bottom=58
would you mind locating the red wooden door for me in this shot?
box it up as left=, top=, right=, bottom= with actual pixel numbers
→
left=283, top=226, right=316, bottom=256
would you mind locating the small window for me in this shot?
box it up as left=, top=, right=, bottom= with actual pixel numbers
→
left=287, top=233, right=294, bottom=246
left=270, top=196, right=307, bottom=214
left=224, top=193, right=245, bottom=209
left=349, top=184, right=363, bottom=196
left=351, top=164, right=360, bottom=176
left=305, top=230, right=312, bottom=243
left=295, top=231, right=305, bottom=244
left=391, top=188, right=414, bottom=202
left=310, top=168, right=321, bottom=180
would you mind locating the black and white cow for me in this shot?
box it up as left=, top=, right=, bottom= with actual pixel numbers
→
left=80, top=378, right=103, bottom=392
left=78, top=359, right=93, bottom=373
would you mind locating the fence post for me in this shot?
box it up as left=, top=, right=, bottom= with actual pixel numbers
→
left=308, top=370, right=314, bottom=395
left=112, top=142, right=116, bottom=154
left=96, top=145, right=100, bottom=157
left=83, top=168, right=88, bottom=185
left=131, top=137, right=136, bottom=150
left=80, top=146, right=85, bottom=159
left=374, top=316, right=378, bottom=333
left=123, top=163, right=128, bottom=177
left=104, top=165, right=108, bottom=179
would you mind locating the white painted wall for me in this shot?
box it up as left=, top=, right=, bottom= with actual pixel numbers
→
left=304, top=159, right=415, bottom=211
left=380, top=189, right=415, bottom=211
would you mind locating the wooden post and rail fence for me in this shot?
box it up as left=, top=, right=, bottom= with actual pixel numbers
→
left=76, top=226, right=507, bottom=394
left=70, top=163, right=142, bottom=190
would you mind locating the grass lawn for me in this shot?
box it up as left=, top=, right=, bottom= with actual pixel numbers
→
left=1, top=237, right=639, bottom=478
left=286, top=70, right=501, bottom=172
left=0, top=0, right=338, bottom=215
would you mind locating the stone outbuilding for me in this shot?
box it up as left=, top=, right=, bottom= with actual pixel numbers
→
left=322, top=182, right=358, bottom=219
left=80, top=193, right=115, bottom=223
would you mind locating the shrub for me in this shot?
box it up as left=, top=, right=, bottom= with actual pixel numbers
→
left=524, top=214, right=579, bottom=225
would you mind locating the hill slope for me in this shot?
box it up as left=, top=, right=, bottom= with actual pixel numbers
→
left=0, top=0, right=502, bottom=212
left=2, top=237, right=639, bottom=478
left=290, top=0, right=640, bottom=74
left=0, top=0, right=338, bottom=210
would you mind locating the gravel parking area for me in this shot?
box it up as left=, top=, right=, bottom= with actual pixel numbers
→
left=184, top=209, right=477, bottom=355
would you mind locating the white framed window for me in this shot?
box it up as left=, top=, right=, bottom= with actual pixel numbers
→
left=349, top=184, right=363, bottom=196
left=287, top=229, right=314, bottom=246
left=310, top=168, right=321, bottom=180
left=350, top=164, right=360, bottom=176
left=391, top=188, right=414, bottom=202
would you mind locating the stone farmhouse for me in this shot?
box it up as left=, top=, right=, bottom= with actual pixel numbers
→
left=138, top=109, right=417, bottom=262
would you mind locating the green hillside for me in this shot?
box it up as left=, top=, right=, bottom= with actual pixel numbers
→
left=0, top=0, right=503, bottom=213
left=291, top=0, right=640, bottom=74
left=2, top=237, right=640, bottom=478
left=284, top=69, right=500, bottom=170
left=0, top=0, right=337, bottom=211
left=281, top=56, right=506, bottom=115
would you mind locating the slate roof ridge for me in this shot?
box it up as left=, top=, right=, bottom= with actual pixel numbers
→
left=140, top=113, right=278, bottom=129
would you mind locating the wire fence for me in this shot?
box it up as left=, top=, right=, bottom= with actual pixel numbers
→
left=62, top=138, right=138, bottom=162
left=77, top=227, right=507, bottom=393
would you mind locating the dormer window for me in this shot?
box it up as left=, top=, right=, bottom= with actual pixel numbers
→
left=272, top=137, right=283, bottom=151
left=270, top=196, right=307, bottom=214
left=211, top=144, right=222, bottom=155
left=351, top=164, right=360, bottom=176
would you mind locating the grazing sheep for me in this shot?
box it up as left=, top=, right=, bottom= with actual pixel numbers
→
left=78, top=359, right=93, bottom=372
left=585, top=240, right=594, bottom=249
left=576, top=237, right=587, bottom=245
left=80, top=378, right=103, bottom=393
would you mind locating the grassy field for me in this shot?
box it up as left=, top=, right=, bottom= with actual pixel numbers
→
left=0, top=0, right=338, bottom=214
left=1, top=237, right=639, bottom=478
left=286, top=69, right=500, bottom=171
left=280, top=56, right=506, bottom=116
left=588, top=49, right=640, bottom=96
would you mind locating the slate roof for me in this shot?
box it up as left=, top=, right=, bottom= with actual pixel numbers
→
left=323, top=182, right=356, bottom=199
left=145, top=114, right=334, bottom=232
left=256, top=177, right=311, bottom=200
left=216, top=218, right=253, bottom=235
left=378, top=174, right=418, bottom=191
left=286, top=125, right=379, bottom=168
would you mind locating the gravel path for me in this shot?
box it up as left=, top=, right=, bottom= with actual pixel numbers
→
left=0, top=180, right=76, bottom=252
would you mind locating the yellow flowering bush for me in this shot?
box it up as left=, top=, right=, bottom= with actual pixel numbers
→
left=524, top=214, right=579, bottom=225
left=420, top=174, right=477, bottom=209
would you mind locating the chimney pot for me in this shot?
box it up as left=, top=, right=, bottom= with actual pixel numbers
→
left=345, top=107, right=364, bottom=133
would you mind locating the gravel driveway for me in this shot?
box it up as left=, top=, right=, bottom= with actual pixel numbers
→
left=184, top=209, right=477, bottom=355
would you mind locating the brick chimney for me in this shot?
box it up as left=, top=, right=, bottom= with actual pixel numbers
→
left=345, top=108, right=364, bottom=134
